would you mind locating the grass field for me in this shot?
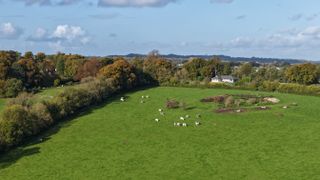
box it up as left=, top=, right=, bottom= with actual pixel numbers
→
left=1, top=87, right=320, bottom=179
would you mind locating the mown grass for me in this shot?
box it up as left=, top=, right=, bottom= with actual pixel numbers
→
left=0, top=87, right=320, bottom=179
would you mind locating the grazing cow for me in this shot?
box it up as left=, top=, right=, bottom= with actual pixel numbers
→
left=180, top=117, right=185, bottom=121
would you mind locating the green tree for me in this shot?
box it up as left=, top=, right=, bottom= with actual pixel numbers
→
left=183, top=58, right=207, bottom=80
left=5, top=78, right=23, bottom=97
left=285, top=63, right=318, bottom=85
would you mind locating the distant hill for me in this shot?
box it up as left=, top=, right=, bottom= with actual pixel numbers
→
left=111, top=53, right=320, bottom=64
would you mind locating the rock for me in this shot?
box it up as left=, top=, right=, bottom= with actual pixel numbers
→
left=264, top=97, right=280, bottom=104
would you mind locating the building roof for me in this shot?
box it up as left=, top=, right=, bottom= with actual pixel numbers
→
left=212, top=75, right=236, bottom=80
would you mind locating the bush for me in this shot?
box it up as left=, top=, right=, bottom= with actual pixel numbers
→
left=166, top=99, right=180, bottom=109
left=7, top=92, right=34, bottom=107
left=54, top=79, right=61, bottom=87
left=0, top=105, right=33, bottom=146
left=30, top=103, right=54, bottom=130
left=224, top=96, right=235, bottom=108
left=4, top=78, right=23, bottom=98
left=260, top=81, right=280, bottom=92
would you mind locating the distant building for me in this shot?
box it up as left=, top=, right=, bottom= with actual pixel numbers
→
left=211, top=75, right=237, bottom=83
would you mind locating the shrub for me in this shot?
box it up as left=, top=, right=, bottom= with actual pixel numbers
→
left=166, top=99, right=180, bottom=109
left=30, top=103, right=54, bottom=130
left=7, top=92, right=34, bottom=107
left=0, top=105, right=33, bottom=146
left=201, top=95, right=226, bottom=103
left=261, top=81, right=280, bottom=92
left=4, top=78, right=23, bottom=98
left=54, top=79, right=61, bottom=87
left=224, top=96, right=235, bottom=108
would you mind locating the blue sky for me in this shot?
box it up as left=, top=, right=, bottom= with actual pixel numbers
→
left=1, top=0, right=320, bottom=60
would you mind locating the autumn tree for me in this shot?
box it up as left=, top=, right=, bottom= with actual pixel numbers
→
left=143, top=52, right=173, bottom=84
left=99, top=59, right=137, bottom=89
left=75, top=59, right=102, bottom=81
left=285, top=63, right=318, bottom=85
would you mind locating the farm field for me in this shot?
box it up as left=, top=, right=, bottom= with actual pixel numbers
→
left=0, top=87, right=320, bottom=179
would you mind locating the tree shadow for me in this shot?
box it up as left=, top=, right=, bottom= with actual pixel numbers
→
left=0, top=86, right=157, bottom=170
left=0, top=147, right=40, bottom=170
left=184, top=106, right=197, bottom=111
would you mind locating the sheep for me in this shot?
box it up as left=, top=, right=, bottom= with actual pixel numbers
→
left=140, top=100, right=145, bottom=104
left=158, top=109, right=163, bottom=112
left=182, top=123, right=187, bottom=127
left=120, top=97, right=125, bottom=102
left=195, top=122, right=201, bottom=126
left=146, top=95, right=150, bottom=98
left=160, top=112, right=165, bottom=116
left=176, top=122, right=181, bottom=126
left=174, top=122, right=177, bottom=126
left=155, top=118, right=160, bottom=122
left=196, top=114, right=201, bottom=118
left=185, top=115, right=190, bottom=118
left=141, top=96, right=145, bottom=99
left=180, top=117, right=185, bottom=121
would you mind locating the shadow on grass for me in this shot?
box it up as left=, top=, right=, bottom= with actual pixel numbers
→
left=0, top=85, right=156, bottom=170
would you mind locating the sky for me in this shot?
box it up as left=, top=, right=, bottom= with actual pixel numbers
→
left=1, top=0, right=320, bottom=60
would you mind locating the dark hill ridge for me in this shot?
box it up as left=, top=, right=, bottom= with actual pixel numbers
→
left=108, top=53, right=320, bottom=64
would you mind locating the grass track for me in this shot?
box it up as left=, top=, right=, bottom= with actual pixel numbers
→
left=0, top=87, right=320, bottom=179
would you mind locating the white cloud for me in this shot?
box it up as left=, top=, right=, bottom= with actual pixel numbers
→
left=27, top=24, right=91, bottom=52
left=0, top=22, right=23, bottom=39
left=27, top=27, right=51, bottom=41
left=98, top=0, right=178, bottom=7
left=52, top=25, right=86, bottom=41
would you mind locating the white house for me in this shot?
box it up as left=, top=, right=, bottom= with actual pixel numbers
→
left=211, top=75, right=237, bottom=83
